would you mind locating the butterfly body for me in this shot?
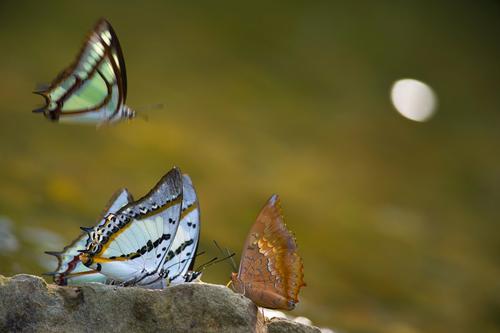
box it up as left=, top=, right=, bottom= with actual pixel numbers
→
left=33, top=19, right=135, bottom=126
left=231, top=195, right=305, bottom=310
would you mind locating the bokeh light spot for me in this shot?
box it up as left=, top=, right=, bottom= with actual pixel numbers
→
left=391, top=79, right=437, bottom=122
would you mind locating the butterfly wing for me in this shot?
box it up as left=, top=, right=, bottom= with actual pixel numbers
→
left=163, top=174, right=201, bottom=285
left=34, top=19, right=132, bottom=125
left=98, top=188, right=135, bottom=222
left=233, top=194, right=305, bottom=310
left=81, top=168, right=184, bottom=288
left=45, top=233, right=105, bottom=286
left=45, top=188, right=133, bottom=285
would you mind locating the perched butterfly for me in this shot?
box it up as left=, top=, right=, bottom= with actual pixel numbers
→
left=45, top=168, right=201, bottom=288
left=230, top=194, right=305, bottom=310
left=78, top=167, right=202, bottom=288
left=45, top=188, right=133, bottom=285
left=33, top=19, right=135, bottom=126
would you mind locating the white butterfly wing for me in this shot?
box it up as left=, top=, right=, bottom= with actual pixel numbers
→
left=83, top=168, right=184, bottom=287
left=164, top=174, right=201, bottom=285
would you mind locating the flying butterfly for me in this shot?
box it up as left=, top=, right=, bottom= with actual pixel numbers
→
left=78, top=167, right=202, bottom=288
left=33, top=19, right=135, bottom=126
left=229, top=194, right=305, bottom=310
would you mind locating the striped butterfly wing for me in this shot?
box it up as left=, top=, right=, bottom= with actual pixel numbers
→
left=45, top=188, right=133, bottom=285
left=163, top=174, right=201, bottom=285
left=46, top=233, right=107, bottom=286
left=33, top=19, right=134, bottom=125
left=80, top=167, right=184, bottom=287
left=231, top=194, right=305, bottom=310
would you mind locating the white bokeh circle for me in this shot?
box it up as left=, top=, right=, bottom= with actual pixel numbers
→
left=391, top=79, right=437, bottom=122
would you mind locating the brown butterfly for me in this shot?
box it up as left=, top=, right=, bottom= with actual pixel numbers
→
left=230, top=194, right=305, bottom=310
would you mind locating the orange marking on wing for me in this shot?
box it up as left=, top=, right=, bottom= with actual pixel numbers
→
left=92, top=256, right=130, bottom=263
left=65, top=270, right=101, bottom=278
left=180, top=202, right=198, bottom=220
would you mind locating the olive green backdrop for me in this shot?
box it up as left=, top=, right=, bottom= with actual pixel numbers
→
left=0, top=1, right=499, bottom=332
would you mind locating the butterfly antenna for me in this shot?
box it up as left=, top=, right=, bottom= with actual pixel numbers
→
left=195, top=252, right=236, bottom=273
left=136, top=103, right=164, bottom=112
left=136, top=112, right=149, bottom=122
left=135, top=103, right=164, bottom=120
left=161, top=250, right=208, bottom=273
left=34, top=83, right=49, bottom=93
left=213, top=240, right=223, bottom=254
left=32, top=107, right=45, bottom=113
left=213, top=240, right=237, bottom=271
left=227, top=248, right=238, bottom=272
left=195, top=250, right=206, bottom=258
left=195, top=256, right=218, bottom=272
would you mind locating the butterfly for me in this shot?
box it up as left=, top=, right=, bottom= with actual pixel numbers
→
left=45, top=188, right=133, bottom=285
left=45, top=167, right=201, bottom=288
left=230, top=194, right=305, bottom=310
left=33, top=19, right=135, bottom=126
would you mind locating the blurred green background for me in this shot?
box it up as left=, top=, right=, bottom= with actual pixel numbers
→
left=0, top=1, right=499, bottom=332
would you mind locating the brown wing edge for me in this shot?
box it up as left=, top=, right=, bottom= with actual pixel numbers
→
left=104, top=19, right=127, bottom=99
left=262, top=194, right=306, bottom=304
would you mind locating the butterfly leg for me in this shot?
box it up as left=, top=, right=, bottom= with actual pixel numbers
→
left=158, top=268, right=172, bottom=286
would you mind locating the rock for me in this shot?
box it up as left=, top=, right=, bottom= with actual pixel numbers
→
left=267, top=318, right=321, bottom=333
left=0, top=274, right=321, bottom=333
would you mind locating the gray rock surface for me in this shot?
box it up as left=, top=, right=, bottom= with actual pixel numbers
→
left=0, top=274, right=321, bottom=333
left=267, top=318, right=321, bottom=333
